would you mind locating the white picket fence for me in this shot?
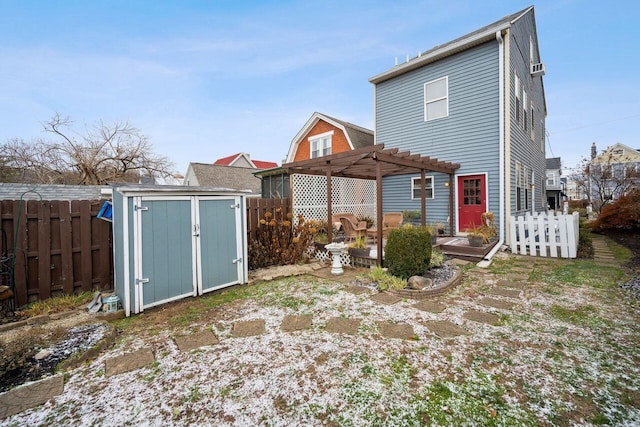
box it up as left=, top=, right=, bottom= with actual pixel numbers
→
left=510, top=211, right=580, bottom=258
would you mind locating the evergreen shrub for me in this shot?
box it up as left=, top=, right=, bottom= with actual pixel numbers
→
left=384, top=226, right=432, bottom=279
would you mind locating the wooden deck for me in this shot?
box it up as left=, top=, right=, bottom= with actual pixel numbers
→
left=435, top=237, right=500, bottom=261
left=365, top=236, right=500, bottom=264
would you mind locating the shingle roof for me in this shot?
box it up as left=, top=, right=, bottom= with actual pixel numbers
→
left=370, top=6, right=533, bottom=84
left=213, top=153, right=278, bottom=169
left=316, top=113, right=374, bottom=149
left=0, top=183, right=109, bottom=201
left=546, top=157, right=561, bottom=170
left=185, top=163, right=262, bottom=193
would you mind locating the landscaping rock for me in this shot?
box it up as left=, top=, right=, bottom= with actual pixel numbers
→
left=34, top=350, right=50, bottom=361
left=407, top=276, right=433, bottom=290
left=0, top=374, right=64, bottom=419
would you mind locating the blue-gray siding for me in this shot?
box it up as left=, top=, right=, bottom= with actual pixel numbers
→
left=508, top=11, right=547, bottom=214
left=375, top=41, right=501, bottom=229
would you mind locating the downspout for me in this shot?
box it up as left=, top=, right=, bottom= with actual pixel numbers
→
left=484, top=30, right=506, bottom=261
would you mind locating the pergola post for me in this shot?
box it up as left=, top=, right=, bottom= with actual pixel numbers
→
left=376, top=160, right=383, bottom=266
left=448, top=173, right=454, bottom=236
left=420, top=169, right=426, bottom=227
left=326, top=162, right=332, bottom=243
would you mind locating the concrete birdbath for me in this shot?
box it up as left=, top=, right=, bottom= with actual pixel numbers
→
left=325, top=242, right=348, bottom=275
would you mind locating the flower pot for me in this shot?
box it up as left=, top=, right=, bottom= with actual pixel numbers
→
left=468, top=234, right=484, bottom=247
left=348, top=247, right=371, bottom=258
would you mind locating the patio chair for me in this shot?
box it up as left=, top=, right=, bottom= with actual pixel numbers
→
left=340, top=217, right=367, bottom=242
left=382, top=212, right=403, bottom=237
left=332, top=213, right=367, bottom=231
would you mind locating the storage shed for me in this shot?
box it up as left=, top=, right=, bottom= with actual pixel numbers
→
left=111, top=184, right=248, bottom=316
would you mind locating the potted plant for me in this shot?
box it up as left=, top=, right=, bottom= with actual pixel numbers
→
left=348, top=235, right=371, bottom=257
left=466, top=228, right=485, bottom=247
left=435, top=222, right=446, bottom=236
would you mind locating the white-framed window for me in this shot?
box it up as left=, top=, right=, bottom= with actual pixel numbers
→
left=523, top=91, right=528, bottom=131
left=411, top=176, right=434, bottom=199
left=309, top=131, right=333, bottom=159
left=516, top=161, right=523, bottom=211
left=515, top=74, right=521, bottom=123
left=546, top=172, right=556, bottom=186
left=531, top=105, right=535, bottom=141
left=613, top=149, right=624, bottom=156
left=424, top=76, right=448, bottom=121
left=540, top=120, right=545, bottom=152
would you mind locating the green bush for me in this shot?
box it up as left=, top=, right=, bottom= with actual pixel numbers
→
left=385, top=226, right=432, bottom=279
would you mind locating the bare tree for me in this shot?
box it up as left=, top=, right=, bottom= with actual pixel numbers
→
left=1, top=114, right=176, bottom=185
left=571, top=149, right=640, bottom=213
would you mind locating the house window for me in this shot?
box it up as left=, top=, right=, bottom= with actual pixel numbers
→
left=309, top=131, right=333, bottom=158
left=541, top=120, right=545, bottom=152
left=424, top=76, right=448, bottom=121
left=613, top=149, right=624, bottom=156
left=523, top=91, right=528, bottom=131
left=411, top=176, right=434, bottom=199
left=546, top=172, right=555, bottom=186
left=531, top=106, right=535, bottom=141
left=516, top=161, right=522, bottom=211
left=515, top=74, right=521, bottom=123
left=524, top=166, right=530, bottom=210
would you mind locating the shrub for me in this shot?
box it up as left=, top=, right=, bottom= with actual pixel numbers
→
left=588, top=190, right=640, bottom=232
left=364, top=266, right=407, bottom=290
left=385, top=226, right=432, bottom=279
left=429, top=249, right=446, bottom=269
left=248, top=210, right=317, bottom=270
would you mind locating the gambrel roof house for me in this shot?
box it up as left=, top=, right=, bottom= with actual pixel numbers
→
left=285, top=112, right=374, bottom=162
left=369, top=5, right=546, bottom=248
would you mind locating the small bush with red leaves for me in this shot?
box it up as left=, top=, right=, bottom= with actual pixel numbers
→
left=588, top=190, right=640, bottom=231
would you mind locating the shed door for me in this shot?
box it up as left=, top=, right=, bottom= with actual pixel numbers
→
left=137, top=198, right=196, bottom=310
left=457, top=175, right=486, bottom=231
left=196, top=197, right=242, bottom=293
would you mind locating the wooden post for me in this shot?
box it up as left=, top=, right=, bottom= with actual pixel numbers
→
left=448, top=174, right=454, bottom=236
left=326, top=162, right=332, bottom=243
left=376, top=159, right=383, bottom=266
left=420, top=169, right=426, bottom=227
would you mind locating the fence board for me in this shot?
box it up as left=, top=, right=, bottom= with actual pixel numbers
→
left=58, top=201, right=74, bottom=294
left=246, top=198, right=291, bottom=241
left=511, top=212, right=579, bottom=259
left=37, top=201, right=51, bottom=300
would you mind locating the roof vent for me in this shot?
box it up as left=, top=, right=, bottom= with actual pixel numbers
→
left=531, top=62, right=545, bottom=77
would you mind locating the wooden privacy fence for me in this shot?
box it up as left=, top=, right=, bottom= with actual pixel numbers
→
left=246, top=197, right=291, bottom=241
left=0, top=199, right=113, bottom=307
left=510, top=211, right=579, bottom=258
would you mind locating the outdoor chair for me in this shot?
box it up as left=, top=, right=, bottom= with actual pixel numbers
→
left=339, top=217, right=367, bottom=242
left=382, top=212, right=403, bottom=237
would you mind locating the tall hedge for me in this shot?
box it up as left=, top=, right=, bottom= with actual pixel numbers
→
left=384, top=226, right=432, bottom=279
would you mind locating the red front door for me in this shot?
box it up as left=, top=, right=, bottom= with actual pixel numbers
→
left=458, top=175, right=486, bottom=231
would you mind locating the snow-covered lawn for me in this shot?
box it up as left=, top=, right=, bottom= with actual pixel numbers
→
left=2, top=255, right=639, bottom=426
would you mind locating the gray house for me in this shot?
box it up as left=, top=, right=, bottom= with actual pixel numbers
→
left=369, top=5, right=546, bottom=244
left=545, top=157, right=564, bottom=210
left=183, top=163, right=262, bottom=194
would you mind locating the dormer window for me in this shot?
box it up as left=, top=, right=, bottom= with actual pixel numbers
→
left=309, top=131, right=333, bottom=158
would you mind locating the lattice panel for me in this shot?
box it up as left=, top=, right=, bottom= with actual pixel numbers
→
left=291, top=174, right=376, bottom=223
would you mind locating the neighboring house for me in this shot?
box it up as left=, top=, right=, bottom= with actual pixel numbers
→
left=185, top=153, right=278, bottom=195
left=214, top=152, right=278, bottom=169
left=588, top=142, right=640, bottom=202
left=184, top=163, right=263, bottom=194
left=369, top=6, right=546, bottom=242
left=258, top=112, right=375, bottom=200
left=284, top=112, right=374, bottom=162
left=545, top=157, right=564, bottom=210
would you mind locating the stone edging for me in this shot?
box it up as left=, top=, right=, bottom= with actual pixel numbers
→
left=386, top=267, right=463, bottom=299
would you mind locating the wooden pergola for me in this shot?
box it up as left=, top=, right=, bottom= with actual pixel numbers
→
left=282, top=144, right=460, bottom=265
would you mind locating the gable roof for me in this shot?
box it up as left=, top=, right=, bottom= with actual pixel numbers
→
left=185, top=163, right=262, bottom=193
left=369, top=6, right=533, bottom=84
left=592, top=143, right=640, bottom=164
left=213, top=153, right=278, bottom=169
left=285, top=112, right=374, bottom=162
left=546, top=157, right=561, bottom=170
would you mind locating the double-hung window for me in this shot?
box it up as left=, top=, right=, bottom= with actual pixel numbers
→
left=424, top=77, right=448, bottom=121
left=309, top=131, right=332, bottom=159
left=515, top=74, right=521, bottom=123
left=523, top=91, right=528, bottom=131
left=411, top=176, right=434, bottom=199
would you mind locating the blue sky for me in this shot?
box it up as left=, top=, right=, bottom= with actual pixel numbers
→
left=1, top=0, right=638, bottom=175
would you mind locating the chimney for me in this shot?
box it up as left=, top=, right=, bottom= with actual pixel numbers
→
left=591, top=142, right=597, bottom=160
